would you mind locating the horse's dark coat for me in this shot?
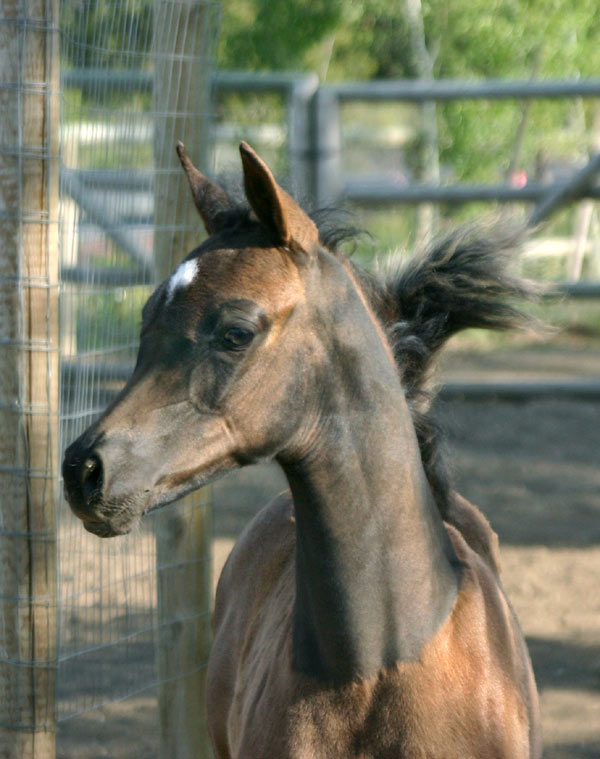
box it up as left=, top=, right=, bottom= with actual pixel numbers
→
left=63, top=141, right=541, bottom=758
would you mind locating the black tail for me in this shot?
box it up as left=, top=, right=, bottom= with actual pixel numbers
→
left=378, top=224, right=540, bottom=398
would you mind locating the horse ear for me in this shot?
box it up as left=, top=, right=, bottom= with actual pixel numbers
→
left=176, top=141, right=232, bottom=235
left=239, top=141, right=319, bottom=254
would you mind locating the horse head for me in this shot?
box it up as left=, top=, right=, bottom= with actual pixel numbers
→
left=62, top=142, right=391, bottom=536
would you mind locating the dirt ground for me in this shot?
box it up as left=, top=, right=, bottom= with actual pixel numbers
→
left=57, top=346, right=600, bottom=758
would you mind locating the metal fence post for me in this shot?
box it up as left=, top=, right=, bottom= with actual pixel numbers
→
left=314, top=88, right=343, bottom=208
left=286, top=74, right=319, bottom=204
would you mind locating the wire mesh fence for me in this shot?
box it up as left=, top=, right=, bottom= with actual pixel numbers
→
left=58, top=0, right=220, bottom=755
left=0, top=2, right=60, bottom=757
left=1, top=0, right=219, bottom=756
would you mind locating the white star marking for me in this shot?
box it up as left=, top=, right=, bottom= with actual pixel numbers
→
left=166, top=259, right=198, bottom=304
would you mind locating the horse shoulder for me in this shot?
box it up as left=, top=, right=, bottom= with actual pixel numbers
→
left=207, top=492, right=297, bottom=757
left=213, top=490, right=295, bottom=628
left=208, top=494, right=540, bottom=759
left=418, top=523, right=542, bottom=757
left=442, top=495, right=541, bottom=753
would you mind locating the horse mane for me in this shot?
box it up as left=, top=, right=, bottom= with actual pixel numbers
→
left=343, top=224, right=539, bottom=514
left=203, top=190, right=537, bottom=516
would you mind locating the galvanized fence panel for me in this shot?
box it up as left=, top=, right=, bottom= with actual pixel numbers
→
left=59, top=71, right=600, bottom=400
left=314, top=79, right=600, bottom=212
left=313, top=78, right=600, bottom=399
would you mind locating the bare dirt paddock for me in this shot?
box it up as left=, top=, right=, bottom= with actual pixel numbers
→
left=212, top=394, right=600, bottom=759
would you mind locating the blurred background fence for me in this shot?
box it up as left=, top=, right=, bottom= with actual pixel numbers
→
left=1, top=0, right=600, bottom=757
left=66, top=66, right=600, bottom=397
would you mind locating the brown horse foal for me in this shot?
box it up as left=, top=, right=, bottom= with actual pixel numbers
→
left=63, top=142, right=541, bottom=758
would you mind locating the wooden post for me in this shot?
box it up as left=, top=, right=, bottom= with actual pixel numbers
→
left=0, top=0, right=60, bottom=757
left=152, top=2, right=215, bottom=757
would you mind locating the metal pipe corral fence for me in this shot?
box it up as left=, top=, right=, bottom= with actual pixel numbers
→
left=59, top=70, right=600, bottom=400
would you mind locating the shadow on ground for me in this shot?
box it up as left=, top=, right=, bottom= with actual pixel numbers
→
left=438, top=399, right=600, bottom=548
left=528, top=636, right=600, bottom=692
left=544, top=743, right=600, bottom=759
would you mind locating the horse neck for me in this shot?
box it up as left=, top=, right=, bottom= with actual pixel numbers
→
left=278, top=284, right=461, bottom=682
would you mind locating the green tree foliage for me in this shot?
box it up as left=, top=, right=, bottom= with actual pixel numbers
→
left=221, top=0, right=345, bottom=71
left=220, top=0, right=600, bottom=181
left=61, top=0, right=153, bottom=70
left=221, top=0, right=600, bottom=81
left=60, top=1, right=600, bottom=183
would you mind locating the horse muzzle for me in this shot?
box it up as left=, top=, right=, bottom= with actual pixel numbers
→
left=62, top=434, right=145, bottom=537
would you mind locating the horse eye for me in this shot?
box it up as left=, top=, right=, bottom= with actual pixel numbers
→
left=220, top=326, right=254, bottom=351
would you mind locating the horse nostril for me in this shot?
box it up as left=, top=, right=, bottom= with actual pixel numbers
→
left=81, top=454, right=103, bottom=499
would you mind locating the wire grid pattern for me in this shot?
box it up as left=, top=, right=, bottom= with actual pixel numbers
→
left=58, top=0, right=217, bottom=744
left=0, top=0, right=61, bottom=746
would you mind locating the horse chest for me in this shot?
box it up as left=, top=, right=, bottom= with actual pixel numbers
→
left=208, top=500, right=536, bottom=759
left=227, top=662, right=524, bottom=759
